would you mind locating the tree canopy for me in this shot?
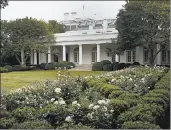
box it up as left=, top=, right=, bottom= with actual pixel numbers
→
left=109, top=0, right=170, bottom=65
left=1, top=17, right=62, bottom=66
left=48, top=20, right=65, bottom=33
left=0, top=0, right=8, bottom=9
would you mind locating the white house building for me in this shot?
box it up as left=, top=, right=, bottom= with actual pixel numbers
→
left=30, top=12, right=170, bottom=66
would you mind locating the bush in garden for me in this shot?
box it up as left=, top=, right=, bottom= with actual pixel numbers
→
left=108, top=90, right=125, bottom=98
left=4, top=65, right=13, bottom=72
left=125, top=63, right=132, bottom=68
left=92, top=62, right=103, bottom=71
left=121, top=121, right=160, bottom=129
left=68, top=62, right=76, bottom=68
left=58, top=61, right=69, bottom=69
left=101, top=60, right=111, bottom=67
left=12, top=107, right=37, bottom=122
left=118, top=63, right=125, bottom=70
left=132, top=62, right=140, bottom=65
left=11, top=120, right=53, bottom=129
left=112, top=62, right=119, bottom=71
left=44, top=63, right=53, bottom=70
left=40, top=63, right=46, bottom=69
left=57, top=123, right=93, bottom=129
left=103, top=64, right=113, bottom=71
left=0, top=118, right=16, bottom=129
left=12, top=65, right=30, bottom=71
left=0, top=67, right=8, bottom=73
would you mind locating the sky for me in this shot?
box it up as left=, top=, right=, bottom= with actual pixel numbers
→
left=1, top=1, right=126, bottom=22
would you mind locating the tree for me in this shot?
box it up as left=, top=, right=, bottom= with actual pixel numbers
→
left=109, top=0, right=170, bottom=66
left=1, top=17, right=58, bottom=66
left=48, top=20, right=65, bottom=33
left=0, top=0, right=8, bottom=9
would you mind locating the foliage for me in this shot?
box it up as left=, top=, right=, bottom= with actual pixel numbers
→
left=0, top=67, right=8, bottom=73
left=112, top=62, right=119, bottom=71
left=68, top=62, right=76, bottom=68
left=113, top=1, right=170, bottom=66
left=101, top=60, right=111, bottom=67
left=0, top=0, right=8, bottom=9
left=132, top=62, right=140, bottom=66
left=118, top=63, right=125, bottom=70
left=92, top=62, right=103, bottom=71
left=4, top=65, right=12, bottom=72
left=44, top=63, right=54, bottom=70
left=103, top=64, right=113, bottom=71
left=48, top=20, right=65, bottom=33
left=12, top=65, right=30, bottom=71
left=40, top=63, right=46, bottom=69
left=1, top=17, right=56, bottom=66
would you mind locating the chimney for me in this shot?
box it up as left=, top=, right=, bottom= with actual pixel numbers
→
left=64, top=13, right=69, bottom=20
left=71, top=12, right=77, bottom=20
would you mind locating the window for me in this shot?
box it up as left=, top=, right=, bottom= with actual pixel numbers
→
left=144, top=49, right=149, bottom=63
left=126, top=50, right=136, bottom=63
left=71, top=25, right=76, bottom=30
left=65, top=26, right=70, bottom=31
left=112, top=55, right=115, bottom=62
left=74, top=47, right=79, bottom=63
left=92, top=47, right=97, bottom=63
left=46, top=54, right=48, bottom=63
left=162, top=50, right=170, bottom=63
left=54, top=55, right=58, bottom=62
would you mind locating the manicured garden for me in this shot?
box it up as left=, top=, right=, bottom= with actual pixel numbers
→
left=1, top=66, right=170, bottom=129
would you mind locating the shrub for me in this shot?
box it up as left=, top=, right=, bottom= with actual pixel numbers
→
left=0, top=118, right=16, bottom=129
left=40, top=63, right=46, bottom=69
left=0, top=67, right=8, bottom=73
left=132, top=62, right=140, bottom=65
left=59, top=61, right=69, bottom=69
left=11, top=120, right=53, bottom=129
left=118, top=63, right=125, bottom=70
left=103, top=64, right=113, bottom=71
left=108, top=90, right=125, bottom=98
left=68, top=62, right=75, bottom=68
left=121, top=121, right=160, bottom=129
left=4, top=65, right=13, bottom=72
left=101, top=60, right=111, bottom=66
left=125, top=63, right=132, bottom=68
left=112, top=62, right=119, bottom=71
left=12, top=65, right=30, bottom=71
left=12, top=107, right=37, bottom=122
left=44, top=63, right=53, bottom=70
left=57, top=123, right=93, bottom=129
left=92, top=62, right=103, bottom=71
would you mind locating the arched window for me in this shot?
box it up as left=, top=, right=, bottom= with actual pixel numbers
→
left=74, top=47, right=79, bottom=63
left=92, top=47, right=97, bottom=63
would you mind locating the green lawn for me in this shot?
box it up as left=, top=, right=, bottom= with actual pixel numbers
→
left=1, top=70, right=104, bottom=93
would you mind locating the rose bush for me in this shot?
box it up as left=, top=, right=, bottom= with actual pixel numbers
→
left=1, top=66, right=170, bottom=129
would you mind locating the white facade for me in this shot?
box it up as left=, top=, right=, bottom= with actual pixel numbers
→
left=30, top=13, right=170, bottom=66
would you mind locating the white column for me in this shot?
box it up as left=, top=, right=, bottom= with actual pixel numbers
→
left=48, top=46, right=51, bottom=63
left=97, top=44, right=100, bottom=62
left=115, top=54, right=119, bottom=62
left=30, top=49, right=33, bottom=64
left=34, top=50, right=37, bottom=65
left=21, top=48, right=24, bottom=65
left=79, top=44, right=83, bottom=64
left=156, top=44, right=161, bottom=65
left=63, top=45, right=66, bottom=61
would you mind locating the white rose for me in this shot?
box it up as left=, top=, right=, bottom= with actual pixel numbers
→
left=55, top=88, right=61, bottom=94
left=72, top=101, right=78, bottom=105
left=54, top=101, right=58, bottom=105
left=65, top=116, right=72, bottom=122
left=98, top=100, right=106, bottom=105
left=59, top=100, right=66, bottom=105
left=102, top=106, right=108, bottom=112
left=89, top=104, right=94, bottom=109
left=110, top=109, right=114, bottom=113
left=93, top=105, right=100, bottom=110
left=77, top=103, right=81, bottom=107
left=51, top=98, right=55, bottom=102
left=87, top=113, right=93, bottom=119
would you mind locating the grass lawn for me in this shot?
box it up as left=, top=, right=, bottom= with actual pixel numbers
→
left=1, top=70, right=105, bottom=93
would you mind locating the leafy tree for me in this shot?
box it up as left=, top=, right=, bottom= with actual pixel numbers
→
left=109, top=0, right=170, bottom=66
left=48, top=20, right=65, bottom=33
left=1, top=17, right=59, bottom=66
left=0, top=0, right=8, bottom=9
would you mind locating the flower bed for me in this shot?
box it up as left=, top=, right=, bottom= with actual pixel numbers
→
left=0, top=66, right=170, bottom=129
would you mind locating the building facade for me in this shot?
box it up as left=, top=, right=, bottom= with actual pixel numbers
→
left=30, top=13, right=170, bottom=66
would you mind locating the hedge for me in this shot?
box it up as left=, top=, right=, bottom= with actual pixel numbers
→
left=92, top=62, right=103, bottom=71
left=4, top=65, right=13, bottom=72
left=0, top=67, right=8, bottom=73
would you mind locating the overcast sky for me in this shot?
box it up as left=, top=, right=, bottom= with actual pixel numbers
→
left=2, top=1, right=126, bottom=22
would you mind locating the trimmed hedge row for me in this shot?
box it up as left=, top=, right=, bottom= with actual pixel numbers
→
left=117, top=71, right=170, bottom=129
left=40, top=61, right=75, bottom=70
left=92, top=60, right=141, bottom=71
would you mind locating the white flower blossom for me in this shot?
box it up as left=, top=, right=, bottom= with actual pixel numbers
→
left=72, top=101, right=78, bottom=105
left=87, top=113, right=93, bottom=119
left=98, top=100, right=106, bottom=105
left=59, top=100, right=66, bottom=105
left=93, top=105, right=100, bottom=110
left=102, top=106, right=108, bottom=112
left=54, top=101, right=58, bottom=105
left=89, top=104, right=94, bottom=109
left=55, top=88, right=61, bottom=94
left=65, top=116, right=72, bottom=122
left=110, top=109, right=114, bottom=113
left=51, top=98, right=55, bottom=102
